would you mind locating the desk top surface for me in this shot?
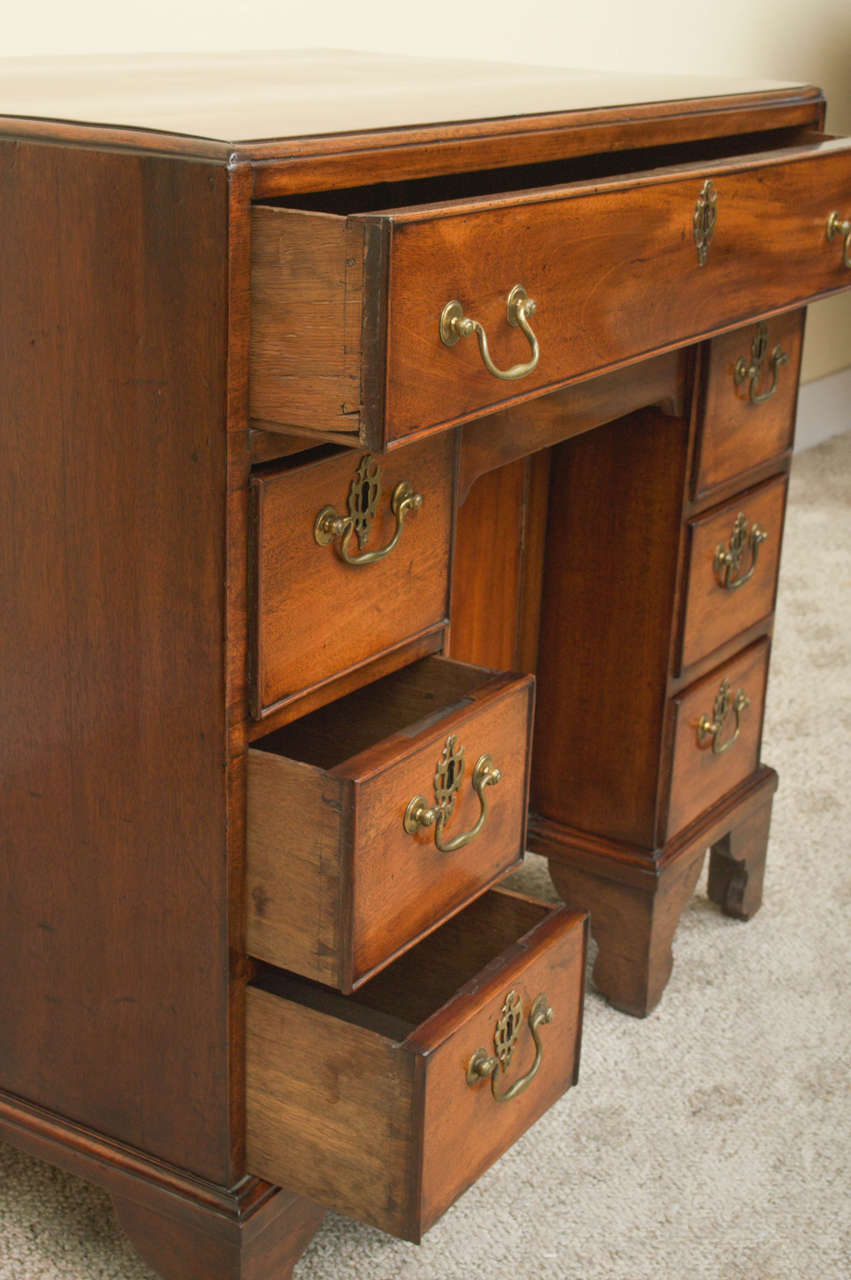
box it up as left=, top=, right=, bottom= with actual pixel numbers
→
left=0, top=50, right=808, bottom=144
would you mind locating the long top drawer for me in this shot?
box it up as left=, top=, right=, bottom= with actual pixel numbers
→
left=250, top=135, right=851, bottom=448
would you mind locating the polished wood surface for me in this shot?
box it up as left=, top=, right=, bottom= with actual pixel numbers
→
left=247, top=657, right=534, bottom=990
left=532, top=408, right=689, bottom=847
left=250, top=435, right=454, bottom=718
left=0, top=138, right=236, bottom=1183
left=382, top=137, right=849, bottom=441
left=665, top=639, right=769, bottom=837
left=694, top=310, right=803, bottom=496
left=3, top=54, right=849, bottom=1280
left=250, top=138, right=849, bottom=445
left=533, top=766, right=778, bottom=1015
left=679, top=474, right=787, bottom=672
left=246, top=890, right=586, bottom=1241
left=0, top=51, right=811, bottom=145
left=112, top=1189, right=324, bottom=1280
left=458, top=349, right=685, bottom=500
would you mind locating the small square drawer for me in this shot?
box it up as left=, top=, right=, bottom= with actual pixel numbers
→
left=679, top=474, right=787, bottom=672
left=247, top=656, right=535, bottom=991
left=666, top=639, right=769, bottom=838
left=246, top=888, right=587, bottom=1242
left=250, top=433, right=455, bottom=719
left=694, top=310, right=802, bottom=498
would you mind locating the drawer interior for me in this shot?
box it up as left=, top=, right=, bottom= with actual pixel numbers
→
left=252, top=654, right=498, bottom=770
left=253, top=889, right=551, bottom=1036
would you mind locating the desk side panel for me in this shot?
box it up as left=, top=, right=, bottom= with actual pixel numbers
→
left=0, top=139, right=232, bottom=1182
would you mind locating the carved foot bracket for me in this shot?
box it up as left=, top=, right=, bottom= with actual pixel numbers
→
left=707, top=799, right=772, bottom=920
left=530, top=766, right=779, bottom=1016
left=547, top=848, right=705, bottom=1017
left=113, top=1182, right=324, bottom=1280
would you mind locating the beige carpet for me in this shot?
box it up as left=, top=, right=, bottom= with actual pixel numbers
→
left=2, top=432, right=849, bottom=1279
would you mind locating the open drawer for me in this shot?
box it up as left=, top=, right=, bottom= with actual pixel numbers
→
left=247, top=656, right=535, bottom=991
left=246, top=888, right=587, bottom=1241
left=250, top=134, right=851, bottom=448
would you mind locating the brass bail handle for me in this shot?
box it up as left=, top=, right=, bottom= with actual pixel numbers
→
left=734, top=321, right=789, bottom=405
left=697, top=679, right=750, bottom=756
left=826, top=211, right=851, bottom=268
left=466, top=991, right=554, bottom=1103
left=439, top=284, right=540, bottom=381
left=403, top=734, right=501, bottom=854
left=714, top=511, right=768, bottom=591
left=314, top=454, right=423, bottom=567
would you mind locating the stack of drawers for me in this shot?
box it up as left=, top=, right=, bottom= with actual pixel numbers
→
left=3, top=51, right=850, bottom=1280
left=529, top=310, right=802, bottom=1015
left=243, top=440, right=587, bottom=1241
left=669, top=311, right=800, bottom=839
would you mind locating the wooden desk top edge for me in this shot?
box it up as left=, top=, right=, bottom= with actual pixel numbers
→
left=0, top=51, right=822, bottom=175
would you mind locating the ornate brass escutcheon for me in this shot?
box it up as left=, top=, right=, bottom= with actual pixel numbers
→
left=734, top=321, right=789, bottom=404
left=714, top=511, right=768, bottom=591
left=693, top=179, right=717, bottom=266
left=313, top=454, right=423, bottom=566
left=439, top=284, right=539, bottom=380
left=466, top=990, right=554, bottom=1102
left=403, top=734, right=502, bottom=853
left=826, top=210, right=851, bottom=268
left=697, top=678, right=750, bottom=755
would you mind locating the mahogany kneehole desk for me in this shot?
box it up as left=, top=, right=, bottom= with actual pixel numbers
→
left=1, top=52, right=849, bottom=1280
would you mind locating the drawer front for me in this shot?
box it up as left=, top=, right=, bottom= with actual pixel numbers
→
left=694, top=312, right=802, bottom=496
left=679, top=475, right=787, bottom=672
left=246, top=889, right=587, bottom=1241
left=250, top=137, right=851, bottom=447
left=666, top=640, right=769, bottom=838
left=247, top=657, right=535, bottom=991
left=250, top=434, right=454, bottom=718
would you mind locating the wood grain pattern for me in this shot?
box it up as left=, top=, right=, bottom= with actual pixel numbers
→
left=532, top=409, right=689, bottom=848
left=708, top=798, right=772, bottom=920
left=550, top=844, right=706, bottom=1017
left=0, top=139, right=234, bottom=1182
left=246, top=657, right=534, bottom=990
left=250, top=139, right=848, bottom=446
left=383, top=138, right=851, bottom=441
left=448, top=459, right=528, bottom=670
left=693, top=310, right=803, bottom=497
left=246, top=989, right=417, bottom=1240
left=0, top=1086, right=324, bottom=1280
left=250, top=107, right=823, bottom=197
left=458, top=350, right=685, bottom=500
left=249, top=208, right=365, bottom=440
left=245, top=889, right=586, bottom=1241
left=250, top=434, right=455, bottom=718
left=679, top=474, right=787, bottom=672
left=113, top=1188, right=324, bottom=1280
left=665, top=639, right=769, bottom=837
left=533, top=766, right=778, bottom=1015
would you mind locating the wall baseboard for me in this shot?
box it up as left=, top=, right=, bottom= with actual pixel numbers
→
left=795, top=367, right=851, bottom=453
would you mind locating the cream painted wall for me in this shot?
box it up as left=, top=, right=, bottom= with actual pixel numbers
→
left=4, top=0, right=850, bottom=379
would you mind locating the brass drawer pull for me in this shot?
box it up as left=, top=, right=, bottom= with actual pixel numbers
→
left=466, top=990, right=554, bottom=1103
left=826, top=211, right=851, bottom=268
left=314, top=454, right=422, bottom=566
left=713, top=511, right=767, bottom=590
left=697, top=678, right=750, bottom=755
left=439, top=284, right=539, bottom=381
left=693, top=179, right=717, bottom=266
left=403, top=734, right=501, bottom=853
left=734, top=321, right=789, bottom=404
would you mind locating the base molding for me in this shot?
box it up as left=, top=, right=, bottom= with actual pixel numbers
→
left=530, top=767, right=778, bottom=1016
left=0, top=1089, right=324, bottom=1280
